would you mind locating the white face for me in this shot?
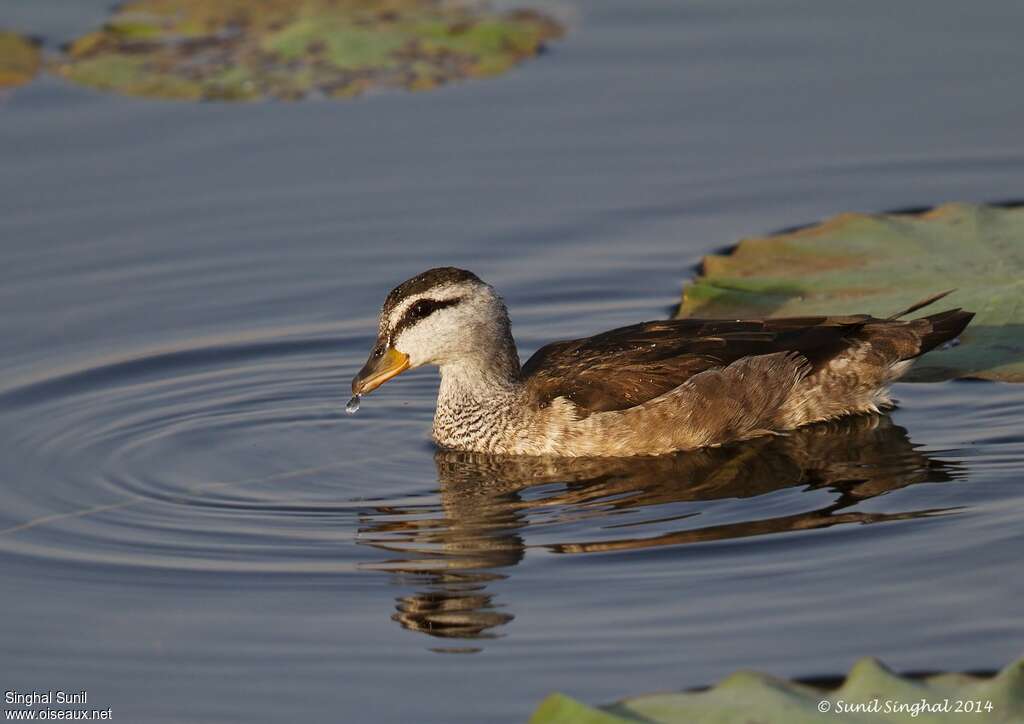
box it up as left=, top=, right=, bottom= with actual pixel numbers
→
left=382, top=280, right=506, bottom=369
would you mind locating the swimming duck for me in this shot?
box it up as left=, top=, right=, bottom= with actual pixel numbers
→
left=351, top=267, right=972, bottom=457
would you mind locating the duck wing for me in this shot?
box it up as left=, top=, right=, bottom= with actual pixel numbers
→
left=520, top=316, right=873, bottom=415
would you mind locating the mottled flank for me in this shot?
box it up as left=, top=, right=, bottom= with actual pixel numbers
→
left=50, top=0, right=564, bottom=101
left=531, top=656, right=1024, bottom=724
left=676, top=202, right=1024, bottom=382
left=0, top=31, right=41, bottom=89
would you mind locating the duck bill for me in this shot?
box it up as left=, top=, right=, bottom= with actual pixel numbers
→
left=352, top=347, right=411, bottom=395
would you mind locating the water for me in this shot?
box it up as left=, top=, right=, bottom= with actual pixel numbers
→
left=2, top=0, right=1024, bottom=722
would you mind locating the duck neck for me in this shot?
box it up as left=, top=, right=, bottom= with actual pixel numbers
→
left=433, top=336, right=522, bottom=452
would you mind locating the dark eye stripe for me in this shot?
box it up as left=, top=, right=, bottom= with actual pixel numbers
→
left=389, top=296, right=464, bottom=342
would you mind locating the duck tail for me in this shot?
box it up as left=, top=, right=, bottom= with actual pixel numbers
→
left=913, top=308, right=975, bottom=356
left=864, top=291, right=973, bottom=361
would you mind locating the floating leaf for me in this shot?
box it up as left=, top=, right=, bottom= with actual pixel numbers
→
left=0, top=31, right=41, bottom=89
left=531, top=656, right=1024, bottom=724
left=50, top=0, right=564, bottom=101
left=676, top=203, right=1024, bottom=382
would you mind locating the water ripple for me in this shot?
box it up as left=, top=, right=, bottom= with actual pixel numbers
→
left=0, top=327, right=433, bottom=574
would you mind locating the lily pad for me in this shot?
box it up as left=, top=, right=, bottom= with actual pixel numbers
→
left=676, top=203, right=1024, bottom=381
left=50, top=0, right=564, bottom=101
left=0, top=31, right=41, bottom=88
left=531, top=656, right=1024, bottom=724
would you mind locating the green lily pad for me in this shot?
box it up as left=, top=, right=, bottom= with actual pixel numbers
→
left=531, top=656, right=1024, bottom=724
left=675, top=203, right=1024, bottom=382
left=0, top=31, right=41, bottom=88
left=50, top=0, right=564, bottom=101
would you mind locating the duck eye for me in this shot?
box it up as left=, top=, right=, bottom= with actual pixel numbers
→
left=412, top=300, right=435, bottom=318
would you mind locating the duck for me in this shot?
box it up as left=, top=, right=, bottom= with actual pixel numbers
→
left=350, top=267, right=973, bottom=457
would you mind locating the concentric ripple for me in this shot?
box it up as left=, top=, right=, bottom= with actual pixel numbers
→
left=0, top=325, right=439, bottom=574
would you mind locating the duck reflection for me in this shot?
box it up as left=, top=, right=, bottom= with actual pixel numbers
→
left=357, top=414, right=960, bottom=650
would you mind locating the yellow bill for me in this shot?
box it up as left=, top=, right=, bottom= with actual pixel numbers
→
left=352, top=346, right=411, bottom=395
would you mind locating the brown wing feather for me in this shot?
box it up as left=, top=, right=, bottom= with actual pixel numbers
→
left=521, top=316, right=874, bottom=415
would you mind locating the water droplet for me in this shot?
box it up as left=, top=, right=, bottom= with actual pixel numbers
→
left=346, top=394, right=361, bottom=414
